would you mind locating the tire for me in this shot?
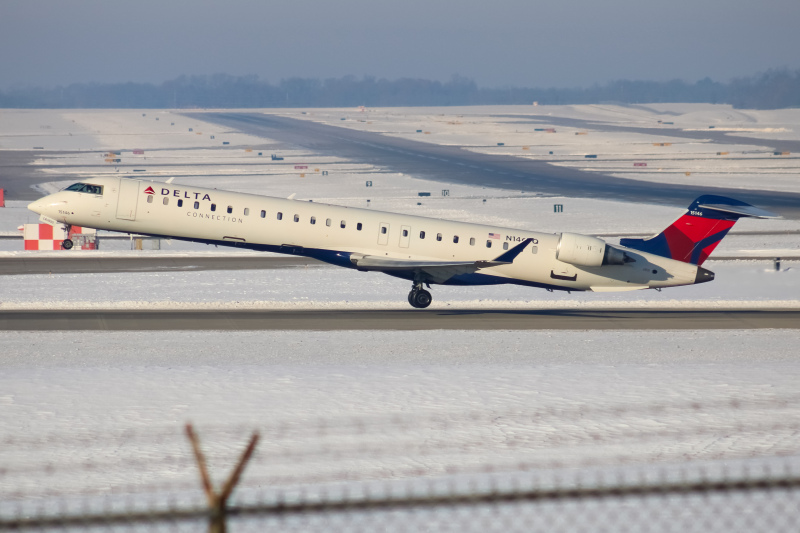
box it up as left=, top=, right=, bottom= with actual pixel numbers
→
left=412, top=289, right=432, bottom=309
left=61, top=239, right=74, bottom=250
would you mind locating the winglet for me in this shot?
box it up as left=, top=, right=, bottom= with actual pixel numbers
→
left=490, top=238, right=532, bottom=264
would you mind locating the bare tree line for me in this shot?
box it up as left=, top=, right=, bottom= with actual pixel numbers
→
left=1, top=69, right=798, bottom=109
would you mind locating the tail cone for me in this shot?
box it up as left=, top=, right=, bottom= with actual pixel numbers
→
left=695, top=266, right=715, bottom=284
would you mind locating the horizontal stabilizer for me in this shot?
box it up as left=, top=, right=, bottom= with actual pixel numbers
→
left=697, top=202, right=778, bottom=219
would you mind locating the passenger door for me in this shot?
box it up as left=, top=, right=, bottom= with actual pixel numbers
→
left=116, top=179, right=140, bottom=221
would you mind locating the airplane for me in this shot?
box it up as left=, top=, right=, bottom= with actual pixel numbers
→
left=28, top=177, right=777, bottom=308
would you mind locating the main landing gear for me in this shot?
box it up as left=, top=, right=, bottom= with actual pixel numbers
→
left=408, top=279, right=432, bottom=309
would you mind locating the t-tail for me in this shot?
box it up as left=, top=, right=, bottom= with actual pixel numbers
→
left=620, top=195, right=778, bottom=266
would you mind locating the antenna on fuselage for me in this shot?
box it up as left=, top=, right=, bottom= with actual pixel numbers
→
left=287, top=193, right=297, bottom=200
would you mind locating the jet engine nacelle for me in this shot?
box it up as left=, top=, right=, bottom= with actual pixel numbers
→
left=556, top=232, right=629, bottom=267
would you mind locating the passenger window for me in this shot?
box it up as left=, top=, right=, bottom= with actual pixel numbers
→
left=340, top=220, right=346, bottom=228
left=294, top=214, right=299, bottom=222
left=277, top=212, right=283, bottom=220
left=147, top=195, right=154, bottom=204
left=357, top=223, right=363, bottom=231
left=402, top=229, right=408, bottom=237
left=486, top=240, right=492, bottom=248
left=210, top=203, right=216, bottom=211
left=227, top=206, right=233, bottom=214
left=163, top=197, right=169, bottom=205
left=260, top=210, right=266, bottom=218
left=194, top=201, right=199, bottom=209
left=470, top=237, right=475, bottom=246
left=310, top=216, right=316, bottom=224
left=244, top=208, right=250, bottom=216
left=177, top=199, right=183, bottom=207
left=531, top=246, right=538, bottom=254
left=436, top=233, right=442, bottom=242
left=326, top=218, right=332, bottom=226
left=453, top=236, right=459, bottom=244
left=503, top=242, right=509, bottom=250
left=382, top=227, right=388, bottom=234
left=420, top=231, right=425, bottom=239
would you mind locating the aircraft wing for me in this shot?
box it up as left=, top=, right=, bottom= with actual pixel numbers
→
left=351, top=238, right=532, bottom=284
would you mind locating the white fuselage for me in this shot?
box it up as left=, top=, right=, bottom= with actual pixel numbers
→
left=28, top=177, right=702, bottom=293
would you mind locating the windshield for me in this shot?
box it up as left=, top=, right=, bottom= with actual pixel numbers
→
left=65, top=182, right=103, bottom=195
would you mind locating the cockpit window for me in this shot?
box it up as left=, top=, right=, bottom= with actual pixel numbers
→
left=65, top=182, right=103, bottom=195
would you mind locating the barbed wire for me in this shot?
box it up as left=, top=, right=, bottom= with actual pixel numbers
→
left=3, top=394, right=800, bottom=532
left=2, top=463, right=800, bottom=531
left=3, top=427, right=800, bottom=505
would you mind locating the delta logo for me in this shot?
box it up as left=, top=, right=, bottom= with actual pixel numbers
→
left=144, top=186, right=212, bottom=201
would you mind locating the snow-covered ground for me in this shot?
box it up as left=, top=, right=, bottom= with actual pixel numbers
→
left=2, top=108, right=799, bottom=517
left=280, top=103, right=800, bottom=193
left=2, top=328, right=799, bottom=510
left=0, top=109, right=266, bottom=152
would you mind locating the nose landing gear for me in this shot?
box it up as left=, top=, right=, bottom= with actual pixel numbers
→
left=408, top=278, right=432, bottom=309
left=60, top=224, right=73, bottom=250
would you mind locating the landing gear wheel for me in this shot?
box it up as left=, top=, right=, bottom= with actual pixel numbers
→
left=409, top=289, right=432, bottom=309
left=61, top=239, right=74, bottom=250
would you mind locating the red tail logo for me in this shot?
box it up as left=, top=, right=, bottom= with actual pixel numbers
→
left=143, top=186, right=155, bottom=195
left=619, top=195, right=777, bottom=265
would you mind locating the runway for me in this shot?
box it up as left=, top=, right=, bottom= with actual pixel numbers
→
left=192, top=112, right=800, bottom=218
left=2, top=309, right=797, bottom=331
left=0, top=255, right=322, bottom=275
left=495, top=112, right=800, bottom=154
left=0, top=151, right=52, bottom=201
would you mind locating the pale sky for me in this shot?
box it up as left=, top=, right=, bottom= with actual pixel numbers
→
left=1, top=0, right=799, bottom=89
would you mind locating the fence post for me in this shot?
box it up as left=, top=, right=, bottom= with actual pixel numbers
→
left=186, top=424, right=260, bottom=533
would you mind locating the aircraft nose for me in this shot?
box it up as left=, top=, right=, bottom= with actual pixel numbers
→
left=695, top=266, right=715, bottom=284
left=28, top=196, right=66, bottom=216
left=27, top=200, right=45, bottom=214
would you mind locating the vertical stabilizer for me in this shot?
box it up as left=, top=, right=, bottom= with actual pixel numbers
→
left=619, top=195, right=778, bottom=265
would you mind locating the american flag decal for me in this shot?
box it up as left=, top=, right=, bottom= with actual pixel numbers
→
left=488, top=232, right=501, bottom=239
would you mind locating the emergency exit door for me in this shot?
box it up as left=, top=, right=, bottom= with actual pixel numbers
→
left=378, top=223, right=390, bottom=245
left=399, top=225, right=411, bottom=248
